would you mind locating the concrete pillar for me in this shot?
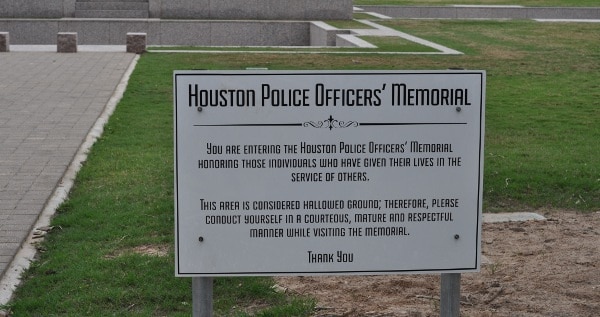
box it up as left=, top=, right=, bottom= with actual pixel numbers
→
left=0, top=32, right=9, bottom=52
left=57, top=32, right=77, bottom=53
left=126, top=33, right=147, bottom=54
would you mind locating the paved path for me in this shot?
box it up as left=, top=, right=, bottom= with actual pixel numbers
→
left=0, top=52, right=136, bottom=294
left=356, top=5, right=600, bottom=20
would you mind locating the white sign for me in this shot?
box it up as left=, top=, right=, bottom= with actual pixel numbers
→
left=174, top=70, right=485, bottom=276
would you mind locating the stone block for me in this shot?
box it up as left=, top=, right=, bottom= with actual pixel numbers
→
left=57, top=32, right=77, bottom=53
left=126, top=32, right=146, bottom=54
left=0, top=32, right=8, bottom=52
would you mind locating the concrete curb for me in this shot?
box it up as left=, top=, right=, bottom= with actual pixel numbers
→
left=483, top=212, right=547, bottom=223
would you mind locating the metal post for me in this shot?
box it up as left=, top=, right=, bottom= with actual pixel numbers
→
left=440, top=273, right=461, bottom=317
left=193, top=277, right=213, bottom=317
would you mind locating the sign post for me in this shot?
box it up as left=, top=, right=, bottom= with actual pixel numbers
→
left=192, top=277, right=213, bottom=317
left=174, top=70, right=485, bottom=314
left=441, top=273, right=461, bottom=317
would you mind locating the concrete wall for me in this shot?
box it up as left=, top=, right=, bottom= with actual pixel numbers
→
left=150, top=0, right=353, bottom=20
left=1, top=0, right=351, bottom=20
left=0, top=19, right=311, bottom=46
left=0, top=0, right=75, bottom=18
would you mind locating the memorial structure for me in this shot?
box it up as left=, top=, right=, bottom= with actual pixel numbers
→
left=0, top=0, right=353, bottom=46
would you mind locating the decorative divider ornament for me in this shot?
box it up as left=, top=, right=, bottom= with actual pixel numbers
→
left=304, top=115, right=359, bottom=130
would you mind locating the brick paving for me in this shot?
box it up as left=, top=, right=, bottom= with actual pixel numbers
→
left=0, top=52, right=136, bottom=280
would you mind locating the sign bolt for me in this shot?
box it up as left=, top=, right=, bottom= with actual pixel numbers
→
left=197, top=107, right=203, bottom=112
left=456, top=107, right=462, bottom=112
left=198, top=236, right=204, bottom=242
left=454, top=234, right=460, bottom=240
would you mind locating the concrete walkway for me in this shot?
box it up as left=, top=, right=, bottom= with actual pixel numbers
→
left=356, top=5, right=600, bottom=20
left=0, top=51, right=137, bottom=303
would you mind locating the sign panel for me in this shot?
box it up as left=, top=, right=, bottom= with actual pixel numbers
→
left=174, top=71, right=485, bottom=276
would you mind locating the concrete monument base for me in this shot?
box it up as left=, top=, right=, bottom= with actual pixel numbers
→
left=0, top=0, right=354, bottom=47
left=0, top=18, right=356, bottom=47
left=151, top=0, right=352, bottom=20
left=0, top=19, right=315, bottom=46
left=1, top=0, right=353, bottom=20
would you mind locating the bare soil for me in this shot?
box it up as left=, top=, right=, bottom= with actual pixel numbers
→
left=277, top=210, right=600, bottom=317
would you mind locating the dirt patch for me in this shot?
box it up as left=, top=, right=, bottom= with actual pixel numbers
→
left=276, top=210, right=600, bottom=317
left=103, top=244, right=169, bottom=259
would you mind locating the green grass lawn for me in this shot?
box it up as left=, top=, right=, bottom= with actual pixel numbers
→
left=4, top=19, right=599, bottom=316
